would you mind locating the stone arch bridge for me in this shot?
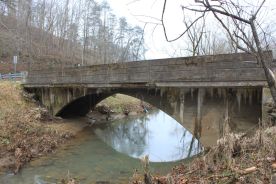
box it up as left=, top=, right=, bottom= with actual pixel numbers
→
left=23, top=52, right=275, bottom=145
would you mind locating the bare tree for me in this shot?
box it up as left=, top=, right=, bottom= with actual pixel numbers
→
left=0, top=0, right=146, bottom=73
left=161, top=0, right=276, bottom=102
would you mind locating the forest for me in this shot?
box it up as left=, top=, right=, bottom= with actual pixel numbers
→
left=0, top=0, right=145, bottom=72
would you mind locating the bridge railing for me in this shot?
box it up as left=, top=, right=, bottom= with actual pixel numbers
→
left=23, top=51, right=274, bottom=87
left=0, top=72, right=27, bottom=81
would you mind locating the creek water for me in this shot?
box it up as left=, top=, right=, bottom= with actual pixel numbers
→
left=0, top=110, right=201, bottom=184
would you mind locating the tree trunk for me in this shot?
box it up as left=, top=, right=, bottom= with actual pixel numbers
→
left=250, top=19, right=276, bottom=103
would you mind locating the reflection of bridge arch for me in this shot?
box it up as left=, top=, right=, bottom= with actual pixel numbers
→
left=28, top=86, right=262, bottom=146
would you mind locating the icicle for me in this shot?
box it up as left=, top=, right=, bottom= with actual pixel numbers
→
left=67, top=89, right=70, bottom=103
left=197, top=88, right=205, bottom=116
left=195, top=88, right=205, bottom=139
left=179, top=90, right=185, bottom=123
left=41, top=88, right=44, bottom=105
left=206, top=88, right=213, bottom=98
left=244, top=89, right=247, bottom=105
left=218, top=88, right=222, bottom=99
left=96, top=88, right=102, bottom=96
left=180, top=100, right=184, bottom=123
left=160, top=88, right=165, bottom=98
left=191, top=88, right=194, bottom=100
left=257, top=88, right=261, bottom=103
left=223, top=91, right=230, bottom=136
left=249, top=89, right=253, bottom=105
left=222, top=89, right=227, bottom=103
left=170, top=101, right=178, bottom=116
left=236, top=89, right=241, bottom=112
left=210, top=88, right=214, bottom=99
left=83, top=88, right=87, bottom=96
left=50, top=89, right=54, bottom=104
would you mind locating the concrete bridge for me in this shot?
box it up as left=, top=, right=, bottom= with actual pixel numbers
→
left=23, top=52, right=275, bottom=145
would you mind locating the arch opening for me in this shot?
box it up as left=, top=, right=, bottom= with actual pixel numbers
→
left=57, top=91, right=203, bottom=162
left=55, top=87, right=262, bottom=147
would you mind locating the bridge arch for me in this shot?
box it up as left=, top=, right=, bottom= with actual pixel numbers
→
left=29, top=86, right=262, bottom=146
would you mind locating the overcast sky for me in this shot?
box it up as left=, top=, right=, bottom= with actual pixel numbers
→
left=102, top=0, right=276, bottom=59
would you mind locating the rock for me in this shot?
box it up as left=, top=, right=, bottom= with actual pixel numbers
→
left=96, top=104, right=111, bottom=114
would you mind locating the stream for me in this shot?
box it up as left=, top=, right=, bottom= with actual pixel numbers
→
left=0, top=110, right=201, bottom=184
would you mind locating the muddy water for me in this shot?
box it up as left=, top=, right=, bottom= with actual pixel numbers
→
left=0, top=110, right=201, bottom=184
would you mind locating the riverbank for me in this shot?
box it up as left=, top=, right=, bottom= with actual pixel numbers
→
left=131, top=124, right=276, bottom=183
left=0, top=81, right=84, bottom=174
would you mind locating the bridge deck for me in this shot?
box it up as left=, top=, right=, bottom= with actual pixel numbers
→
left=24, top=52, right=274, bottom=88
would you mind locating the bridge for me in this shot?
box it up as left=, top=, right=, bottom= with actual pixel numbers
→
left=23, top=52, right=275, bottom=145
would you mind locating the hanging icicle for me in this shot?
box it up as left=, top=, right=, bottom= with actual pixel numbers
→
left=218, top=88, right=222, bottom=99
left=179, top=89, right=186, bottom=123
left=222, top=88, right=227, bottom=104
left=191, top=88, right=194, bottom=100
left=160, top=88, right=165, bottom=98
left=248, top=89, right=253, bottom=105
left=244, top=89, right=248, bottom=105
left=236, top=89, right=241, bottom=112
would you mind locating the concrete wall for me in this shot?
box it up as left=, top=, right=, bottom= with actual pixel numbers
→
left=24, top=52, right=274, bottom=88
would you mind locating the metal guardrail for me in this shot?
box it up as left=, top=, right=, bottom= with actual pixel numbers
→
left=0, top=72, right=27, bottom=81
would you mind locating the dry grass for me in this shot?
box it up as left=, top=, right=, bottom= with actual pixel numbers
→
left=171, top=126, right=276, bottom=183
left=0, top=81, right=73, bottom=173
left=0, top=81, right=28, bottom=119
left=131, top=123, right=276, bottom=184
left=97, top=94, right=151, bottom=113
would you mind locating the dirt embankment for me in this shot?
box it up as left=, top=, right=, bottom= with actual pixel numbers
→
left=0, top=81, right=80, bottom=174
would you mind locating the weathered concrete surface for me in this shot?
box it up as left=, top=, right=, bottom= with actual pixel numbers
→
left=23, top=52, right=274, bottom=145
left=26, top=86, right=262, bottom=146
left=24, top=52, right=274, bottom=88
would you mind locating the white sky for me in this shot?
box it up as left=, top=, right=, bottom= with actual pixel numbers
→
left=104, top=0, right=276, bottom=59
left=103, top=0, right=186, bottom=59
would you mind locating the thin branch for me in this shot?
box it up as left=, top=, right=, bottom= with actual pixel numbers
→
left=203, top=0, right=251, bottom=24
left=212, top=10, right=249, bottom=53
left=253, top=0, right=266, bottom=18
left=161, top=0, right=206, bottom=42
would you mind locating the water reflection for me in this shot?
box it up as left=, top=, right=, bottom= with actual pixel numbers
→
left=94, top=110, right=201, bottom=162
left=0, top=110, right=201, bottom=184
